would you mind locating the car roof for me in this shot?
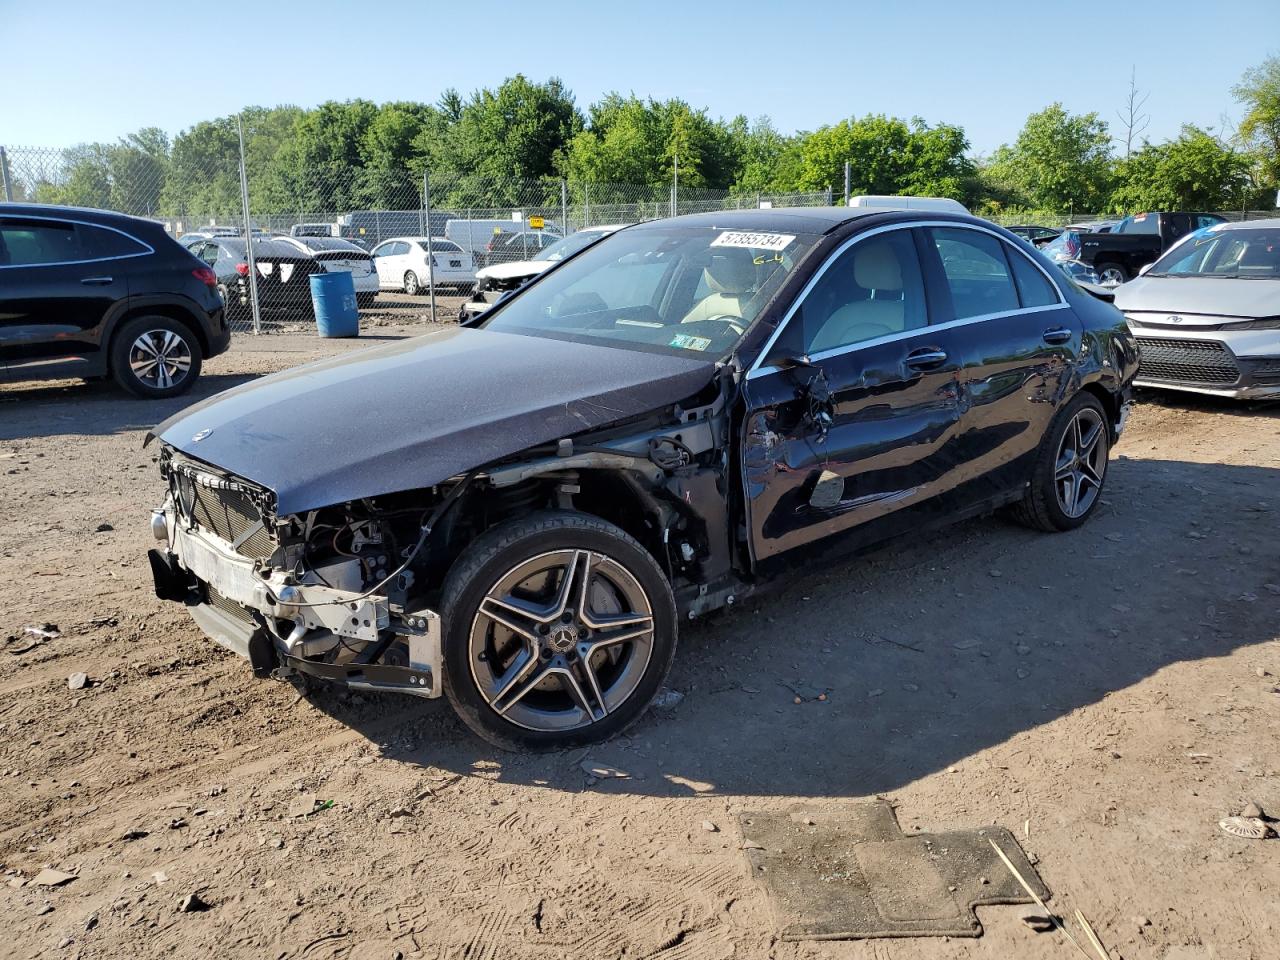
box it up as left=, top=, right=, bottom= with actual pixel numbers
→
left=0, top=202, right=158, bottom=229
left=1209, top=217, right=1280, bottom=231
left=632, top=206, right=984, bottom=235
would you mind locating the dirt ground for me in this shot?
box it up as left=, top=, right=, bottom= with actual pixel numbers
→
left=2, top=317, right=1278, bottom=960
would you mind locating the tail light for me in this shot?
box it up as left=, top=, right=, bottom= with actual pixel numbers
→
left=235, top=262, right=250, bottom=277
left=192, top=266, right=217, bottom=287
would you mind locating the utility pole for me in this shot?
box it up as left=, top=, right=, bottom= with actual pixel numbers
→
left=0, top=147, right=13, bottom=202
left=560, top=178, right=569, bottom=235
left=671, top=155, right=678, bottom=219
left=236, top=118, right=262, bottom=335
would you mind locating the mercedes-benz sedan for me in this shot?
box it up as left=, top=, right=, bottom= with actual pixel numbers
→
left=146, top=207, right=1137, bottom=750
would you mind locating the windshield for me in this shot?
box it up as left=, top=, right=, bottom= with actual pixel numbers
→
left=479, top=225, right=820, bottom=359
left=1149, top=228, right=1280, bottom=278
left=534, top=230, right=611, bottom=263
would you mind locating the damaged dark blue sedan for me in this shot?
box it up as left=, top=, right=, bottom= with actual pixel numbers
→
left=147, top=207, right=1138, bottom=749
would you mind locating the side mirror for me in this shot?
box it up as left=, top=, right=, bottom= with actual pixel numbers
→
left=1138, top=263, right=1153, bottom=277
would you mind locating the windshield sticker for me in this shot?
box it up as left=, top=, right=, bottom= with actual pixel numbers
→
left=711, top=231, right=795, bottom=252
left=669, top=333, right=713, bottom=351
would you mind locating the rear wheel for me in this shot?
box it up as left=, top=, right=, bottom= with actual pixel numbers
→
left=1096, top=262, right=1128, bottom=286
left=403, top=271, right=420, bottom=296
left=110, top=315, right=203, bottom=398
left=441, top=512, right=677, bottom=751
left=1011, top=392, right=1109, bottom=532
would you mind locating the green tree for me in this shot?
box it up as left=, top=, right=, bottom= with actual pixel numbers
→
left=1109, top=126, right=1251, bottom=211
left=262, top=100, right=379, bottom=212
left=787, top=115, right=972, bottom=199
left=985, top=104, right=1113, bottom=211
left=1233, top=54, right=1280, bottom=190
left=557, top=94, right=738, bottom=192
left=725, top=116, right=800, bottom=194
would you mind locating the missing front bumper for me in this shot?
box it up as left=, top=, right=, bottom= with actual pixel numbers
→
left=151, top=513, right=444, bottom=698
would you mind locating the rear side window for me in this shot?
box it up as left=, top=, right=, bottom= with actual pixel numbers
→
left=78, top=224, right=148, bottom=259
left=929, top=228, right=1019, bottom=319
left=424, top=240, right=461, bottom=253
left=1005, top=245, right=1059, bottom=307
left=0, top=219, right=81, bottom=266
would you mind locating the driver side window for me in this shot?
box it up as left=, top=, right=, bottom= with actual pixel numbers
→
left=792, top=230, right=927, bottom=356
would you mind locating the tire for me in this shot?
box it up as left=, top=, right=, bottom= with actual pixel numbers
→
left=1010, top=392, right=1110, bottom=532
left=440, top=511, right=678, bottom=751
left=403, top=271, right=420, bottom=296
left=110, top=315, right=203, bottom=398
left=1096, top=262, right=1128, bottom=286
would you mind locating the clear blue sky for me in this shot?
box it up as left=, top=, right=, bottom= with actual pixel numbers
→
left=3, top=0, right=1276, bottom=155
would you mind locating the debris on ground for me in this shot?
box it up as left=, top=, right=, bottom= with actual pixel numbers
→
left=23, top=623, right=60, bottom=640
left=66, top=672, right=90, bottom=691
left=32, top=868, right=76, bottom=887
left=1218, top=816, right=1274, bottom=840
left=701, top=820, right=719, bottom=832
left=651, top=687, right=685, bottom=709
left=178, top=893, right=210, bottom=913
left=580, top=760, right=630, bottom=780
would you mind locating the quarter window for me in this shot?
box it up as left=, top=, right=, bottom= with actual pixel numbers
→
left=930, top=228, right=1019, bottom=319
left=78, top=224, right=148, bottom=259
left=1005, top=245, right=1059, bottom=307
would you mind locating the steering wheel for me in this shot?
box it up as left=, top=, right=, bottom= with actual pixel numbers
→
left=693, top=314, right=746, bottom=336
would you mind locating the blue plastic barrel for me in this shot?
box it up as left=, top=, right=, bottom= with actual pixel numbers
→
left=310, top=271, right=359, bottom=338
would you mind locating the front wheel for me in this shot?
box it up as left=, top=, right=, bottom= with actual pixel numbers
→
left=110, top=315, right=203, bottom=398
left=441, top=512, right=677, bottom=751
left=1011, top=392, right=1110, bottom=532
left=403, top=271, right=420, bottom=296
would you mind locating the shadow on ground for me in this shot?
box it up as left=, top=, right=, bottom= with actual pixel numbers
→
left=301, top=454, right=1280, bottom=801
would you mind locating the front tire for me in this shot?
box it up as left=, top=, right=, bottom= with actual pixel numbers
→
left=1011, top=392, right=1110, bottom=532
left=440, top=511, right=677, bottom=751
left=110, top=315, right=203, bottom=398
left=403, top=271, right=420, bottom=296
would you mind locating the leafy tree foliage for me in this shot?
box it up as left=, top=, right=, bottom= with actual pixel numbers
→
left=983, top=104, right=1113, bottom=211
left=1109, top=126, right=1251, bottom=211
left=1233, top=54, right=1280, bottom=189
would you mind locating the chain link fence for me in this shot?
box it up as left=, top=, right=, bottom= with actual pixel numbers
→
left=0, top=142, right=833, bottom=332
left=4, top=140, right=1275, bottom=333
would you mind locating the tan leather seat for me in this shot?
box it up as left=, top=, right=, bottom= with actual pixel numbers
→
left=682, top=251, right=756, bottom=324
left=809, top=242, right=907, bottom=352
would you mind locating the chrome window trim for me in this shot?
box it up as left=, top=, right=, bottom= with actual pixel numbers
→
left=0, top=212, right=156, bottom=269
left=746, top=219, right=1066, bottom=377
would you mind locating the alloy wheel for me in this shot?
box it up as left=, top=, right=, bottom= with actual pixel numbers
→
left=404, top=271, right=419, bottom=295
left=128, top=329, right=193, bottom=390
left=1098, top=266, right=1126, bottom=286
left=1054, top=407, right=1107, bottom=518
left=468, top=549, right=655, bottom=733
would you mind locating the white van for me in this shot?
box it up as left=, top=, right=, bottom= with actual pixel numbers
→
left=848, top=195, right=968, bottom=213
left=444, top=218, right=562, bottom=256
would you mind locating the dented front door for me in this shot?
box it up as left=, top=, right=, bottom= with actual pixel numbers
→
left=740, top=330, right=967, bottom=564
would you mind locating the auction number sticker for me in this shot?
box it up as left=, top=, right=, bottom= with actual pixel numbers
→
left=711, top=231, right=794, bottom=251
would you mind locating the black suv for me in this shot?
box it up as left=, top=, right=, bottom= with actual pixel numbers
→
left=0, top=204, right=229, bottom=397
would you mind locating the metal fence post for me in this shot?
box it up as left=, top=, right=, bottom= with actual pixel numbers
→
left=423, top=170, right=436, bottom=324
left=560, top=178, right=568, bottom=236
left=843, top=161, right=851, bottom=206
left=0, top=147, right=13, bottom=202
left=584, top=183, right=590, bottom=227
left=236, top=118, right=262, bottom=335
left=671, top=156, right=678, bottom=218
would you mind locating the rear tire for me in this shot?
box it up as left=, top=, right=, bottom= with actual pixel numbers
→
left=440, top=511, right=677, bottom=751
left=110, top=315, right=203, bottom=398
left=403, top=271, right=420, bottom=296
left=1011, top=392, right=1110, bottom=532
left=1096, top=262, right=1128, bottom=286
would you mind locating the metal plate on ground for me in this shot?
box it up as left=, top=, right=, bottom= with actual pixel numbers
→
left=739, top=801, right=1048, bottom=940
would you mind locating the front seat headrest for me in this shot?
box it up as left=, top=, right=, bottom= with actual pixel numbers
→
left=703, top=251, right=756, bottom=294
left=853, top=242, right=903, bottom=291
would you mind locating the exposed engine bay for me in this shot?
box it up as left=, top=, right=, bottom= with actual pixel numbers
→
left=150, top=376, right=739, bottom=699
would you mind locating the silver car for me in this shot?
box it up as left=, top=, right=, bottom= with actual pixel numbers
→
left=1114, top=219, right=1280, bottom=399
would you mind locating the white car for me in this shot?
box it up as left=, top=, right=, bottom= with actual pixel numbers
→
left=458, top=225, right=627, bottom=322
left=278, top=236, right=379, bottom=307
left=370, top=237, right=475, bottom=295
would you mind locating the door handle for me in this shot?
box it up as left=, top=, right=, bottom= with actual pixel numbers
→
left=80, top=276, right=114, bottom=285
left=904, top=347, right=948, bottom=369
left=1042, top=326, right=1072, bottom=344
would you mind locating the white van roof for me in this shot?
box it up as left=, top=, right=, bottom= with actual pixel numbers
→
left=848, top=195, right=968, bottom=213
